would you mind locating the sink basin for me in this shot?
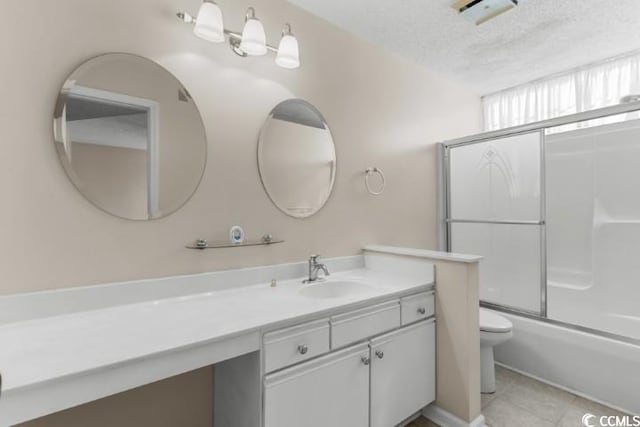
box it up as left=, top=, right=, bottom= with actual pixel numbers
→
left=298, top=280, right=375, bottom=299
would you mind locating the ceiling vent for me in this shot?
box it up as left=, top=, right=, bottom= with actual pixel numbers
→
left=452, top=0, right=518, bottom=25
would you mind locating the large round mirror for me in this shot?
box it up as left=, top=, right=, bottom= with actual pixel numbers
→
left=53, top=53, right=207, bottom=220
left=258, top=99, right=336, bottom=218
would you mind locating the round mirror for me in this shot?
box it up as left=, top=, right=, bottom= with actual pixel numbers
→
left=53, top=53, right=207, bottom=220
left=258, top=99, right=337, bottom=218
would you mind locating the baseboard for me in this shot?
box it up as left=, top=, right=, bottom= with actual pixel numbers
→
left=422, top=404, right=486, bottom=427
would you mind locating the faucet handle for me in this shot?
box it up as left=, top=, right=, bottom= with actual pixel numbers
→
left=309, top=254, right=321, bottom=262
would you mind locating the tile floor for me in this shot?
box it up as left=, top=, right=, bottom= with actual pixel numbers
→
left=481, top=365, right=631, bottom=427
left=409, top=365, right=631, bottom=427
left=406, top=417, right=439, bottom=427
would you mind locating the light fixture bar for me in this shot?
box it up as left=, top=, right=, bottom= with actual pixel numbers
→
left=176, top=11, right=279, bottom=52
left=223, top=29, right=279, bottom=53
left=176, top=8, right=294, bottom=63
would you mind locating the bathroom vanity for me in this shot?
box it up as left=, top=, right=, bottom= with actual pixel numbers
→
left=261, top=310, right=434, bottom=427
left=219, top=285, right=435, bottom=427
left=0, top=249, right=438, bottom=427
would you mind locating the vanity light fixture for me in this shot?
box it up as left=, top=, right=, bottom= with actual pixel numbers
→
left=177, top=2, right=300, bottom=69
left=193, top=0, right=225, bottom=43
left=275, top=24, right=300, bottom=69
left=239, top=7, right=267, bottom=56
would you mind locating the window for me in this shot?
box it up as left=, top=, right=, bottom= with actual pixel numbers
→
left=483, top=50, right=640, bottom=131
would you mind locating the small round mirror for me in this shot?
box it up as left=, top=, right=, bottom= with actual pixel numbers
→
left=258, top=99, right=336, bottom=218
left=53, top=53, right=207, bottom=220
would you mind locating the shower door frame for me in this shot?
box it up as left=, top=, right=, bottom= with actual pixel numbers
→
left=437, top=100, right=640, bottom=345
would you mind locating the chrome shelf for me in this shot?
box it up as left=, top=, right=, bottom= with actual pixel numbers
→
left=186, top=237, right=284, bottom=250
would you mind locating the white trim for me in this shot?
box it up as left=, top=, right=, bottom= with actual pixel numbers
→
left=422, top=404, right=486, bottom=427
left=71, top=86, right=157, bottom=113
left=146, top=98, right=159, bottom=218
left=69, top=85, right=160, bottom=218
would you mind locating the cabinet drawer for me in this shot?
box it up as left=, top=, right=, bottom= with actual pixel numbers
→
left=401, top=291, right=434, bottom=325
left=331, top=301, right=400, bottom=349
left=264, top=319, right=330, bottom=373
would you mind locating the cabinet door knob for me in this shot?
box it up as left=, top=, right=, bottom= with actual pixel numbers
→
left=297, top=345, right=308, bottom=355
left=417, top=307, right=427, bottom=315
left=361, top=356, right=370, bottom=366
left=375, top=350, right=384, bottom=359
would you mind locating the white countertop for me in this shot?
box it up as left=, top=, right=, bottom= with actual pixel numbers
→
left=0, top=269, right=431, bottom=393
left=0, top=253, right=436, bottom=425
left=364, top=245, right=483, bottom=263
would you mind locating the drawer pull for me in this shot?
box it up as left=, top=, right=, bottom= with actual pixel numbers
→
left=375, top=350, right=385, bottom=359
left=417, top=307, right=427, bottom=315
left=361, top=356, right=371, bottom=366
left=297, top=345, right=309, bottom=355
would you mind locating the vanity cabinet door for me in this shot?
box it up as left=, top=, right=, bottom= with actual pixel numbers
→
left=370, top=320, right=436, bottom=427
left=264, top=343, right=370, bottom=427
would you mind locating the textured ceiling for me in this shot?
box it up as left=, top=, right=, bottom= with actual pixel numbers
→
left=287, top=0, right=640, bottom=95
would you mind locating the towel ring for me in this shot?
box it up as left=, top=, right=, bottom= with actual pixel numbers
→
left=365, top=167, right=386, bottom=195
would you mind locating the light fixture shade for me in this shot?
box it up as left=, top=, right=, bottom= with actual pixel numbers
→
left=276, top=34, right=300, bottom=69
left=193, top=1, right=225, bottom=43
left=240, top=18, right=267, bottom=56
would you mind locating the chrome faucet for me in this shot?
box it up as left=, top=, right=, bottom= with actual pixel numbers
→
left=303, top=255, right=330, bottom=284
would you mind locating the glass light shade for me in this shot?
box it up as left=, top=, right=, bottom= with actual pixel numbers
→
left=275, top=34, right=300, bottom=69
left=193, top=1, right=225, bottom=43
left=240, top=18, right=267, bottom=56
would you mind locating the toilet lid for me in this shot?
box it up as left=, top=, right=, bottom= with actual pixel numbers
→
left=480, top=309, right=513, bottom=333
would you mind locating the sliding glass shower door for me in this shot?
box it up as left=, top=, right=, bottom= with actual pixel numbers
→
left=443, top=104, right=640, bottom=342
left=546, top=119, right=640, bottom=340
left=447, top=131, right=546, bottom=315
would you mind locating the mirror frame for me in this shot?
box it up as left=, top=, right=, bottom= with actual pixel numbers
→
left=53, top=52, right=208, bottom=221
left=257, top=99, right=337, bottom=219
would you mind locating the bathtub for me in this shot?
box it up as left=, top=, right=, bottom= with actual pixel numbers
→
left=490, top=309, right=640, bottom=415
left=547, top=276, right=640, bottom=341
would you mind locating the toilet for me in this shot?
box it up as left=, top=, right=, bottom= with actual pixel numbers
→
left=479, top=308, right=513, bottom=393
